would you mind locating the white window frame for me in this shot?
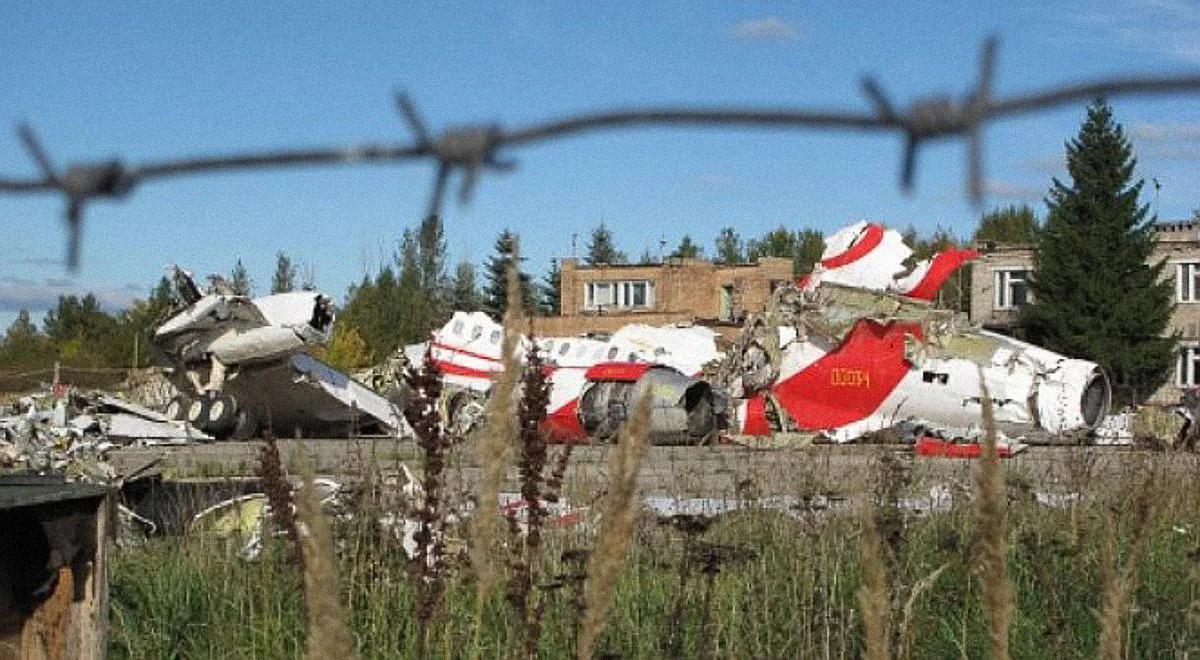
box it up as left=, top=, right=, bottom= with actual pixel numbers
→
left=993, top=268, right=1031, bottom=310
left=1179, top=344, right=1200, bottom=387
left=1176, top=262, right=1200, bottom=303
left=584, top=279, right=655, bottom=310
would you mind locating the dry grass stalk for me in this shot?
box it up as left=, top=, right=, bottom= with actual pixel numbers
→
left=296, top=470, right=358, bottom=660
left=1097, top=473, right=1158, bottom=660
left=576, top=394, right=652, bottom=660
left=975, top=376, right=1014, bottom=660
left=470, top=260, right=523, bottom=620
left=896, top=562, right=949, bottom=660
left=857, top=506, right=891, bottom=660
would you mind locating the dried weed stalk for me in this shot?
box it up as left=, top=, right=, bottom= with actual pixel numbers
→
left=975, top=377, right=1014, bottom=660
left=470, top=261, right=523, bottom=616
left=857, top=506, right=891, bottom=660
left=1097, top=471, right=1159, bottom=660
left=576, top=394, right=652, bottom=660
left=297, top=469, right=358, bottom=660
left=506, top=340, right=554, bottom=659
left=257, top=429, right=303, bottom=567
left=402, top=350, right=449, bottom=654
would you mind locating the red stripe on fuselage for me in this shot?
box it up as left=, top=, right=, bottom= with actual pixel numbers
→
left=541, top=399, right=588, bottom=443
left=742, top=393, right=772, bottom=435
left=902, top=249, right=979, bottom=301
left=430, top=340, right=502, bottom=364
left=432, top=360, right=497, bottom=380
left=820, top=223, right=885, bottom=269
left=771, top=319, right=921, bottom=430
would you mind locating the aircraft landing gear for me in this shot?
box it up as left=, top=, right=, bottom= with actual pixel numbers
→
left=184, top=393, right=253, bottom=440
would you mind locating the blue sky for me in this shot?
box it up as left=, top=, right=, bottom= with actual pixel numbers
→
left=2, top=1, right=1199, bottom=328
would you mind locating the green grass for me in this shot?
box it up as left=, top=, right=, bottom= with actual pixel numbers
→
left=108, top=457, right=1200, bottom=659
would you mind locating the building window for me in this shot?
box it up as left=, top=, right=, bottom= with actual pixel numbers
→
left=1177, top=263, right=1200, bottom=303
left=584, top=280, right=654, bottom=310
left=1179, top=345, right=1200, bottom=387
left=993, top=269, right=1030, bottom=310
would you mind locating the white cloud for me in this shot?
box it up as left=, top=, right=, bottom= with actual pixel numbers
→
left=1130, top=121, right=1200, bottom=143
left=727, top=17, right=798, bottom=42
left=0, top=276, right=142, bottom=313
left=983, top=178, right=1045, bottom=201
left=1071, top=0, right=1200, bottom=63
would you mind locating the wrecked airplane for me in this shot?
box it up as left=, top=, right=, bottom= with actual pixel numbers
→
left=721, top=221, right=1111, bottom=447
left=401, top=312, right=727, bottom=444
left=414, top=220, right=1110, bottom=450
left=153, top=267, right=404, bottom=439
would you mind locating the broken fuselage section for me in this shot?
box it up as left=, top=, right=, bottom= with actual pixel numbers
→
left=152, top=268, right=403, bottom=439
left=402, top=312, right=727, bottom=444
left=721, top=221, right=1110, bottom=444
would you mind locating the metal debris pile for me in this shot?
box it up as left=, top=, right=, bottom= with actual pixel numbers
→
left=0, top=387, right=209, bottom=479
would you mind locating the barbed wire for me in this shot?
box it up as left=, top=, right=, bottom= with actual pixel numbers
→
left=3, top=37, right=1200, bottom=271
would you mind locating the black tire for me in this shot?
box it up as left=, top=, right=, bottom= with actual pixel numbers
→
left=206, top=395, right=238, bottom=438
left=164, top=395, right=191, bottom=421
left=185, top=397, right=210, bottom=428
left=229, top=405, right=259, bottom=441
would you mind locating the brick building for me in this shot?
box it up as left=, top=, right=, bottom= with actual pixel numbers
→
left=534, top=256, right=794, bottom=337
left=969, top=220, right=1200, bottom=403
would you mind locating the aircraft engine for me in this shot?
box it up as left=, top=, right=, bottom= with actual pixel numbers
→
left=577, top=364, right=725, bottom=445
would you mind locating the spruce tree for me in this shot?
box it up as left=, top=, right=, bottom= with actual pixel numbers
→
left=1021, top=100, right=1175, bottom=402
left=585, top=222, right=626, bottom=265
left=672, top=235, right=702, bottom=258
left=483, top=229, right=533, bottom=318
left=451, top=260, right=482, bottom=312
left=540, top=258, right=561, bottom=316
left=271, top=251, right=296, bottom=293
left=229, top=259, right=253, bottom=296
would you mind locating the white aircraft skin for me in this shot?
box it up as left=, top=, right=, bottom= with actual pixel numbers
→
left=423, top=220, right=1111, bottom=451
left=152, top=267, right=401, bottom=439
left=407, top=311, right=725, bottom=444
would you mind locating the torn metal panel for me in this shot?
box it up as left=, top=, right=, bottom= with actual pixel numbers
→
left=724, top=220, right=1111, bottom=445
left=150, top=266, right=400, bottom=439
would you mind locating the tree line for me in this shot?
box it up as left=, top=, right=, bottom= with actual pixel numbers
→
left=1, top=99, right=1180, bottom=403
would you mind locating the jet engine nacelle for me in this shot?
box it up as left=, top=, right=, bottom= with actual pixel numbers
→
left=573, top=363, right=725, bottom=445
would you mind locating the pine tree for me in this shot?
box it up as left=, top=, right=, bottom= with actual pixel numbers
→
left=417, top=214, right=448, bottom=317
left=585, top=222, right=626, bottom=265
left=451, top=260, right=482, bottom=312
left=672, top=235, right=702, bottom=258
left=975, top=205, right=1040, bottom=243
left=484, top=229, right=533, bottom=318
left=1021, top=99, right=1175, bottom=402
left=714, top=227, right=743, bottom=264
left=271, top=251, right=296, bottom=293
left=230, top=259, right=253, bottom=296
left=540, top=259, right=562, bottom=316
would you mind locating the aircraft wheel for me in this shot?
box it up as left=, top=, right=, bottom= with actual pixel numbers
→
left=206, top=395, right=238, bottom=438
left=186, top=397, right=210, bottom=429
left=229, top=405, right=259, bottom=441
left=164, top=395, right=191, bottom=421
